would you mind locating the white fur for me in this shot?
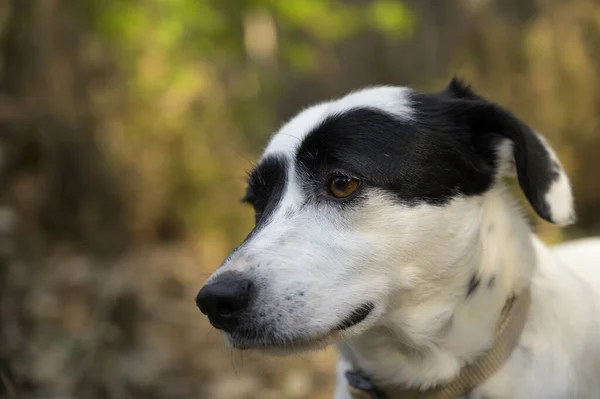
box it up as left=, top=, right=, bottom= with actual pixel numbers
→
left=535, top=132, right=576, bottom=226
left=334, top=191, right=600, bottom=399
left=263, top=103, right=329, bottom=156
left=208, top=86, right=600, bottom=398
left=545, top=171, right=575, bottom=226
left=263, top=86, right=412, bottom=157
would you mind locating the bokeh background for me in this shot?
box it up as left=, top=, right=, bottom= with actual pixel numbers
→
left=1, top=0, right=599, bottom=398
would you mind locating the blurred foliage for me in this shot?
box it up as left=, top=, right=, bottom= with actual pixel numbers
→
left=79, top=0, right=415, bottom=247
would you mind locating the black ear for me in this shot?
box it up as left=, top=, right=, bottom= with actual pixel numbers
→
left=445, top=80, right=576, bottom=226
left=440, top=77, right=478, bottom=99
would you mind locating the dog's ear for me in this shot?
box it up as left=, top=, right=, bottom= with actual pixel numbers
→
left=440, top=77, right=478, bottom=99
left=442, top=78, right=576, bottom=226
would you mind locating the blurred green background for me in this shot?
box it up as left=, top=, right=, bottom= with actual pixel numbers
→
left=1, top=0, right=599, bottom=398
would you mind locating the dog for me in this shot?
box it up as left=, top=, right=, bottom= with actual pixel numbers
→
left=196, top=79, right=600, bottom=398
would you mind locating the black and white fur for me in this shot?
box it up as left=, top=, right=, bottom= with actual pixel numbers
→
left=200, top=79, right=600, bottom=398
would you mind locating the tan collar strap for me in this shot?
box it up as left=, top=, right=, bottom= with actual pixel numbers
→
left=347, top=287, right=532, bottom=399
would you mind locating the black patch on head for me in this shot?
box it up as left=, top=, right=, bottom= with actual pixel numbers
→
left=467, top=274, right=481, bottom=297
left=240, top=78, right=566, bottom=256
left=242, top=154, right=288, bottom=228
left=296, top=104, right=496, bottom=206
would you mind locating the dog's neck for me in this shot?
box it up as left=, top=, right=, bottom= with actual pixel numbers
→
left=338, top=186, right=536, bottom=389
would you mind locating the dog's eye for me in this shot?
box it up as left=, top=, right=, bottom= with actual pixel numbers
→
left=328, top=176, right=360, bottom=199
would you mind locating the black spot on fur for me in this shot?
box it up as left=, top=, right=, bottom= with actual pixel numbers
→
left=488, top=276, right=496, bottom=289
left=467, top=275, right=481, bottom=297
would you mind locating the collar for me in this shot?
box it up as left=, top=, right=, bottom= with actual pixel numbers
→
left=346, top=287, right=532, bottom=399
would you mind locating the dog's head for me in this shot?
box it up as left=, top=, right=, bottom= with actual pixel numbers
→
left=196, top=79, right=575, bottom=352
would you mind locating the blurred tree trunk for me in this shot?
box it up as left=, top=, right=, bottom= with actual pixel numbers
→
left=0, top=0, right=127, bottom=394
left=0, top=0, right=128, bottom=253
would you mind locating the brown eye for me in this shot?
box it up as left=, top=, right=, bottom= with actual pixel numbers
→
left=328, top=176, right=360, bottom=198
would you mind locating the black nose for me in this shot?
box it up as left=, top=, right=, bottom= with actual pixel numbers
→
left=196, top=272, right=254, bottom=331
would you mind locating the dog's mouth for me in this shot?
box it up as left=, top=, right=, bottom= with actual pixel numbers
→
left=230, top=302, right=375, bottom=352
left=332, top=302, right=375, bottom=331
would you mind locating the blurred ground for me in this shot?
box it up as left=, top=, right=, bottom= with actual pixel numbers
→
left=2, top=0, right=600, bottom=398
left=1, top=231, right=337, bottom=399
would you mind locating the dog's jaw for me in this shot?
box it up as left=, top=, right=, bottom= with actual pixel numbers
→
left=337, top=185, right=536, bottom=390
left=222, top=298, right=385, bottom=354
